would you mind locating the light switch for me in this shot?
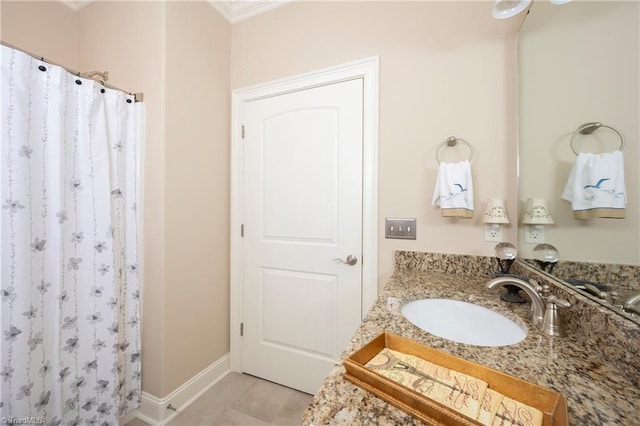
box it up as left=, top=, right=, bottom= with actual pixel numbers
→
left=385, top=218, right=417, bottom=240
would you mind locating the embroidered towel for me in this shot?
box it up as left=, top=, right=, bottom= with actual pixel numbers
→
left=432, top=160, right=474, bottom=218
left=561, top=150, right=626, bottom=219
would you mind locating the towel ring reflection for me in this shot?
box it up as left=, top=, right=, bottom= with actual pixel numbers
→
left=436, top=136, right=474, bottom=164
left=570, top=122, right=625, bottom=155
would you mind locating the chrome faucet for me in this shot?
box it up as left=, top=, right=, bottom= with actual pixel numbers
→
left=486, top=276, right=571, bottom=336
left=487, top=277, right=546, bottom=328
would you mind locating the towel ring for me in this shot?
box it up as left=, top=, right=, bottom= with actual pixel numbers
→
left=436, top=136, right=474, bottom=164
left=569, top=122, right=625, bottom=155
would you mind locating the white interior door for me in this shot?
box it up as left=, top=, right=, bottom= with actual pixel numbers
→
left=241, top=78, right=364, bottom=394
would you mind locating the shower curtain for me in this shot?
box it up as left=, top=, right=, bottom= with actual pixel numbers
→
left=1, top=44, right=142, bottom=424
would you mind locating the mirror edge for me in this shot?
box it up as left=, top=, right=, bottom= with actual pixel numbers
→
left=515, top=259, right=640, bottom=326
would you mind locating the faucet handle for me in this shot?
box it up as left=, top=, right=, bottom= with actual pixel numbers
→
left=528, top=278, right=546, bottom=297
left=541, top=295, right=571, bottom=337
left=546, top=295, right=571, bottom=308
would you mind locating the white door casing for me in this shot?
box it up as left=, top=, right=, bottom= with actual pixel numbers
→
left=230, top=57, right=379, bottom=389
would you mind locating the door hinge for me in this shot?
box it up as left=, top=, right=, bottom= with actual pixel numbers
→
left=241, top=224, right=244, bottom=237
left=240, top=322, right=244, bottom=336
left=241, top=125, right=245, bottom=139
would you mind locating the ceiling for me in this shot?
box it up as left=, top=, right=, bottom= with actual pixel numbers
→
left=59, top=0, right=293, bottom=23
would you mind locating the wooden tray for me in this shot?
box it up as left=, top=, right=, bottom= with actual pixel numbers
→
left=343, top=332, right=568, bottom=426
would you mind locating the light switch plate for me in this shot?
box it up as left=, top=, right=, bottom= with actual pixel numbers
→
left=385, top=218, right=417, bottom=240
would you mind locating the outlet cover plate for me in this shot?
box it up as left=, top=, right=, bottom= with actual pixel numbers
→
left=484, top=224, right=503, bottom=242
left=524, top=224, right=545, bottom=244
left=385, top=218, right=417, bottom=240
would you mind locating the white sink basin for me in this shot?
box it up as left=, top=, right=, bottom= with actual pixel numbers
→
left=401, top=299, right=527, bottom=347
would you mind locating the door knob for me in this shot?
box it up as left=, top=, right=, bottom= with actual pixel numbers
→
left=334, top=255, right=358, bottom=266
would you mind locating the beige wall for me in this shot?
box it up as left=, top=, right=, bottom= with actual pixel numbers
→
left=78, top=0, right=231, bottom=397
left=2, top=0, right=522, bottom=399
left=2, top=0, right=230, bottom=399
left=519, top=0, right=639, bottom=264
left=164, top=0, right=230, bottom=394
left=78, top=0, right=231, bottom=398
left=78, top=0, right=170, bottom=397
left=231, top=1, right=521, bottom=285
left=1, top=0, right=78, bottom=68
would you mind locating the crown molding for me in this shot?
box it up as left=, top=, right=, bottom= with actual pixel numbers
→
left=58, top=0, right=292, bottom=23
left=59, top=0, right=94, bottom=11
left=208, top=0, right=294, bottom=23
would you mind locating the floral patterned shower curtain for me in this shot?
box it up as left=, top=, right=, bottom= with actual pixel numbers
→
left=1, top=44, right=142, bottom=425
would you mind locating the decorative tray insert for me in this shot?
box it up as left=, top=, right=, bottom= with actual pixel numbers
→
left=343, top=332, right=568, bottom=426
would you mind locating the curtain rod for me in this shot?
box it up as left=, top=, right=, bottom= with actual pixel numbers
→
left=1, top=40, right=143, bottom=103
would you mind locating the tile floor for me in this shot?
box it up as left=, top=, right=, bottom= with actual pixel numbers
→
left=125, top=372, right=313, bottom=425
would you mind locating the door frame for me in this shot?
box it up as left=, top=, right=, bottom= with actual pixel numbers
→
left=230, top=57, right=379, bottom=373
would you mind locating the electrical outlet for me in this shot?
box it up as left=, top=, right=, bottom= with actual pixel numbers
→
left=525, top=225, right=545, bottom=244
left=385, top=218, right=417, bottom=240
left=484, top=224, right=502, bottom=242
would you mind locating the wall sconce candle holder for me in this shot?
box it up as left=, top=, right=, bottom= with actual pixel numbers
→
left=522, top=198, right=554, bottom=244
left=483, top=198, right=510, bottom=242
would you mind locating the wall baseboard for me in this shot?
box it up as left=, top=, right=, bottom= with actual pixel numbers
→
left=120, top=353, right=230, bottom=426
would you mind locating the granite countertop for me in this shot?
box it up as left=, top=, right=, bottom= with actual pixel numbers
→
left=302, top=267, right=639, bottom=425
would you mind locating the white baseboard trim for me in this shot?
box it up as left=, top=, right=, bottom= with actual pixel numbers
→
left=121, top=352, right=231, bottom=426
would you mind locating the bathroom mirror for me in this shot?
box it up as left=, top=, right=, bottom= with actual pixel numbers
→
left=517, top=0, right=639, bottom=321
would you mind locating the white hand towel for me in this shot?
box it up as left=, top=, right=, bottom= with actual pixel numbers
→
left=432, top=160, right=474, bottom=218
left=561, top=150, right=626, bottom=219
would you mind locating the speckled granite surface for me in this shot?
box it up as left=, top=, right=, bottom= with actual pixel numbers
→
left=530, top=259, right=640, bottom=292
left=512, top=260, right=640, bottom=377
left=303, top=252, right=640, bottom=426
